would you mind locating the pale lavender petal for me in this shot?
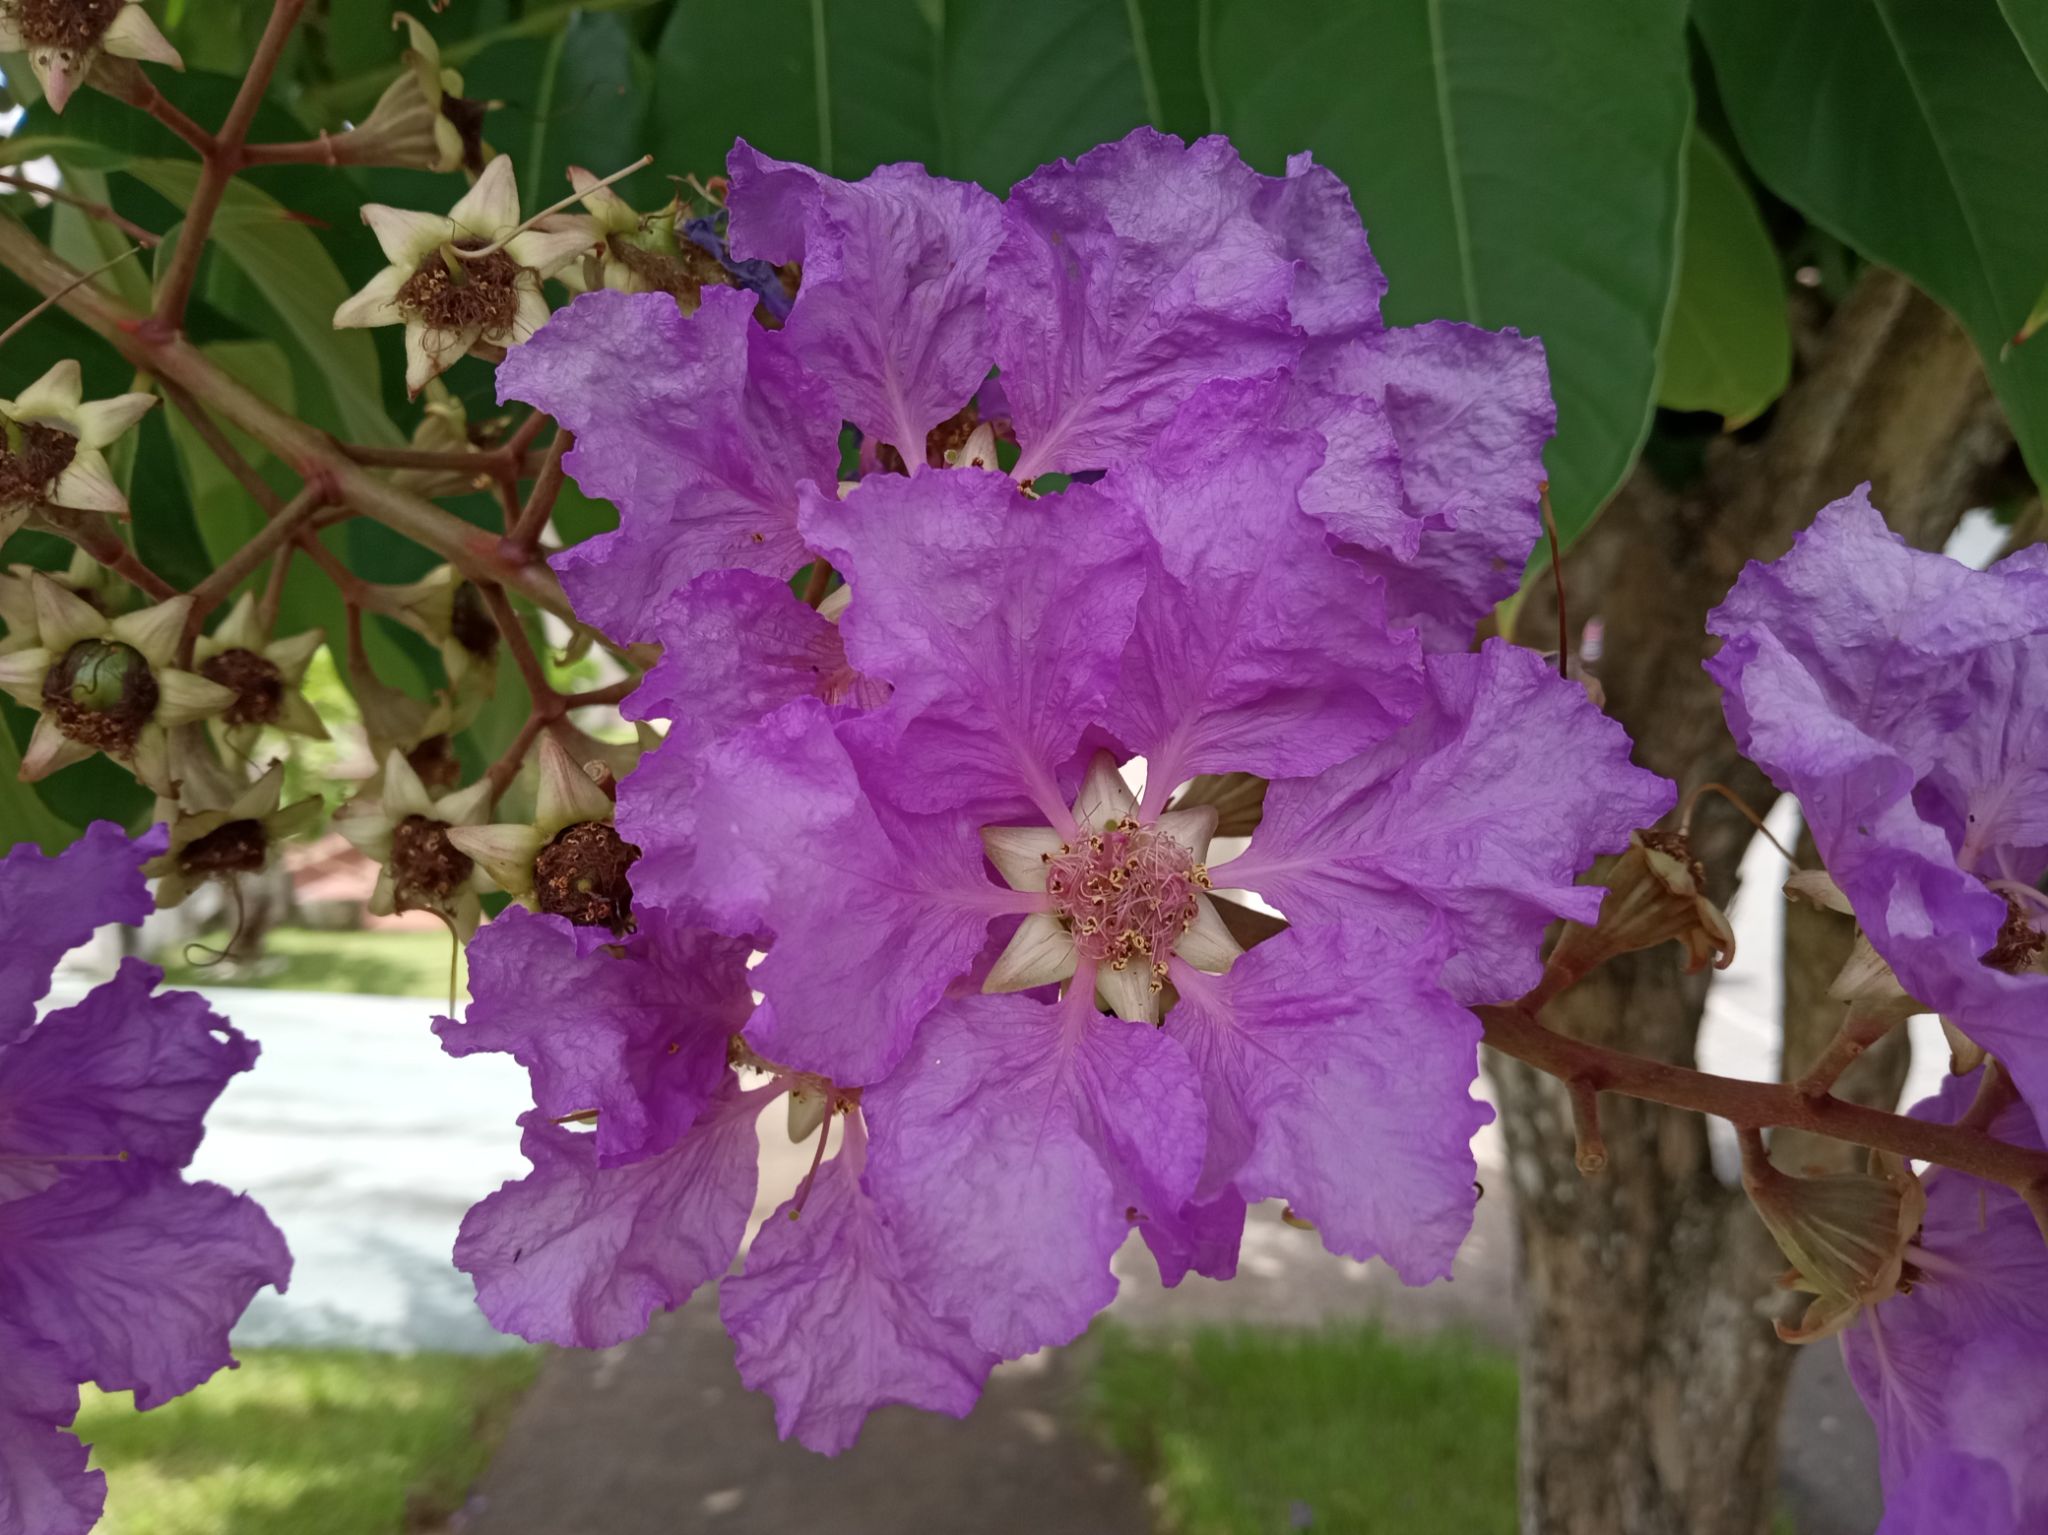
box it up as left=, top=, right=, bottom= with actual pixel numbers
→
left=0, top=1324, right=101, bottom=1535
left=1167, top=925, right=1488, bottom=1283
left=456, top=1090, right=765, bottom=1349
left=862, top=994, right=1134, bottom=1358
left=497, top=288, right=840, bottom=640
left=436, top=908, right=752, bottom=1168
left=1101, top=377, right=1423, bottom=798
left=624, top=569, right=885, bottom=746
left=623, top=699, right=1001, bottom=1085
left=0, top=1165, right=290, bottom=1409
left=0, top=962, right=255, bottom=1191
left=721, top=1119, right=995, bottom=1455
left=1310, top=321, right=1554, bottom=649
left=727, top=143, right=1004, bottom=464
left=991, top=129, right=1301, bottom=479
left=1, top=822, right=163, bottom=1045
left=800, top=469, right=1148, bottom=822
left=1221, top=642, right=1673, bottom=1005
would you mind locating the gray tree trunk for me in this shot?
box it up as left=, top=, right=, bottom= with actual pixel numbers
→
left=1491, top=271, right=2013, bottom=1535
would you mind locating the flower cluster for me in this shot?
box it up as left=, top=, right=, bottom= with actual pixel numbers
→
left=441, top=127, right=1672, bottom=1452
left=0, top=824, right=290, bottom=1535
left=1708, top=489, right=2048, bottom=1532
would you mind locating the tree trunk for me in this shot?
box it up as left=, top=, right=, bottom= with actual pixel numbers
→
left=1491, top=270, right=2012, bottom=1535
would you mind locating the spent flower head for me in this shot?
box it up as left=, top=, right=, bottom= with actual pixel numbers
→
left=0, top=574, right=233, bottom=793
left=0, top=359, right=156, bottom=539
left=336, top=748, right=494, bottom=939
left=190, top=593, right=328, bottom=755
left=333, top=154, right=590, bottom=395
left=143, top=760, right=323, bottom=910
left=0, top=0, right=180, bottom=113
left=444, top=733, right=639, bottom=932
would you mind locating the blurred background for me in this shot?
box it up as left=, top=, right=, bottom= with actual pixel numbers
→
left=8, top=0, right=2048, bottom=1532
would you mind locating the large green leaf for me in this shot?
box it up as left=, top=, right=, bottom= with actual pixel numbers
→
left=1207, top=0, right=1691, bottom=541
left=1657, top=131, right=1789, bottom=426
left=1697, top=0, right=2048, bottom=490
left=650, top=0, right=1172, bottom=189
left=522, top=13, right=650, bottom=210
left=127, top=159, right=402, bottom=446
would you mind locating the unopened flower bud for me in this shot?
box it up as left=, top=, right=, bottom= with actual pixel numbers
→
left=1547, top=828, right=1735, bottom=982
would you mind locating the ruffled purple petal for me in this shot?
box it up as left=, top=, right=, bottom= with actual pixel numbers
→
left=624, top=569, right=885, bottom=745
left=801, top=468, right=1149, bottom=822
left=1140, top=1189, right=1247, bottom=1288
left=720, top=1119, right=996, bottom=1455
left=0, top=962, right=255, bottom=1197
left=1166, top=925, right=1488, bottom=1283
left=0, top=1164, right=290, bottom=1409
left=497, top=288, right=840, bottom=640
left=1101, top=378, right=1423, bottom=798
left=1222, top=642, right=1673, bottom=1005
left=0, top=1323, right=100, bottom=1535
left=990, top=129, right=1302, bottom=479
left=623, top=699, right=1000, bottom=1085
left=456, top=1088, right=765, bottom=1349
left=436, top=908, right=752, bottom=1168
left=1308, top=321, right=1554, bottom=649
left=1707, top=490, right=2048, bottom=1136
left=863, top=993, right=1191, bottom=1357
left=727, top=143, right=1004, bottom=464
left=1250, top=151, right=1387, bottom=345
left=1, top=822, right=163, bottom=1045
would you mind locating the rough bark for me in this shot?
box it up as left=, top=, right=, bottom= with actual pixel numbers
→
left=1491, top=270, right=2011, bottom=1535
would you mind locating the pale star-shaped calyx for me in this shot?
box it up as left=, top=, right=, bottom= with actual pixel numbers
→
left=980, top=750, right=1241, bottom=1024
left=144, top=761, right=323, bottom=909
left=0, top=359, right=156, bottom=532
left=0, top=0, right=181, bottom=113
left=336, top=748, right=494, bottom=940
left=445, top=733, right=640, bottom=934
left=333, top=154, right=590, bottom=395
left=0, top=574, right=233, bottom=795
left=190, top=592, right=328, bottom=755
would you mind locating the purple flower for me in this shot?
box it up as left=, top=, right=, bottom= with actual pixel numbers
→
left=1707, top=489, right=2048, bottom=1137
left=1839, top=1073, right=2048, bottom=1534
left=624, top=392, right=1666, bottom=1367
left=501, top=127, right=1555, bottom=655
left=0, top=827, right=290, bottom=1535
left=473, top=127, right=1657, bottom=1453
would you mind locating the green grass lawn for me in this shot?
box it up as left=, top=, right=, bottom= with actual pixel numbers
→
left=159, top=926, right=465, bottom=999
left=1093, top=1324, right=1519, bottom=1534
left=79, top=1348, right=539, bottom=1535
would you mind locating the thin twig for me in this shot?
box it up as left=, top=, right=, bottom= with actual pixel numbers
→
left=507, top=427, right=572, bottom=553
left=256, top=538, right=295, bottom=633
left=0, top=244, right=141, bottom=350
left=31, top=507, right=177, bottom=601
left=484, top=712, right=549, bottom=798
left=157, top=378, right=285, bottom=513
left=1682, top=781, right=1799, bottom=866
left=0, top=171, right=161, bottom=247
left=1791, top=1009, right=1900, bottom=1101
left=152, top=0, right=311, bottom=330
left=184, top=486, right=323, bottom=632
left=479, top=582, right=557, bottom=709
left=560, top=677, right=637, bottom=709
left=1480, top=993, right=2048, bottom=1197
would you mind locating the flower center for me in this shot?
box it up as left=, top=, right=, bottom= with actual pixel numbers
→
left=15, top=0, right=120, bottom=49
left=390, top=813, right=474, bottom=911
left=1045, top=819, right=1211, bottom=983
left=533, top=820, right=641, bottom=935
left=179, top=817, right=269, bottom=878
left=42, top=638, right=156, bottom=753
left=200, top=646, right=285, bottom=727
left=398, top=240, right=524, bottom=339
left=0, top=417, right=79, bottom=507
